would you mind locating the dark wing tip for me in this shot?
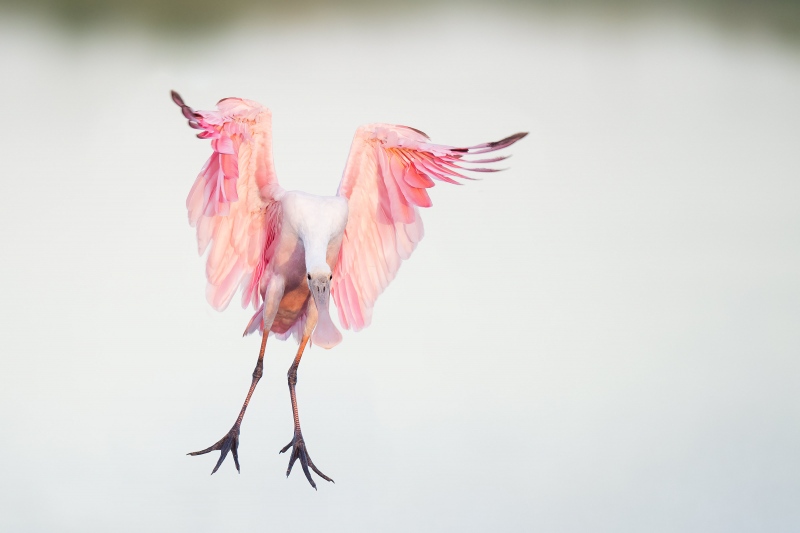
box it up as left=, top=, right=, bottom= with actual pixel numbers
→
left=490, top=131, right=528, bottom=148
left=171, top=90, right=184, bottom=107
left=454, top=132, right=528, bottom=154
left=468, top=167, right=503, bottom=173
left=171, top=90, right=202, bottom=122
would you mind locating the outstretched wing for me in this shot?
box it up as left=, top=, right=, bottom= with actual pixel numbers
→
left=172, top=91, right=284, bottom=312
left=333, top=124, right=527, bottom=331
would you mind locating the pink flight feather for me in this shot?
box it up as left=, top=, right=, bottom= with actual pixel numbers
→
left=172, top=91, right=284, bottom=314
left=333, top=124, right=527, bottom=331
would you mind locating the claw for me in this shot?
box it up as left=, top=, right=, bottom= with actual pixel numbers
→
left=308, top=456, right=334, bottom=484
left=188, top=426, right=241, bottom=474
left=280, top=433, right=334, bottom=489
left=285, top=445, right=299, bottom=477
left=231, top=437, right=240, bottom=473
left=299, top=450, right=316, bottom=490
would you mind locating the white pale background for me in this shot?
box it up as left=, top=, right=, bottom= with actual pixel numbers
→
left=1, top=5, right=799, bottom=532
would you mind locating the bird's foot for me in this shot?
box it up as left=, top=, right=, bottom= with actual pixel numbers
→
left=188, top=425, right=240, bottom=474
left=279, top=431, right=334, bottom=489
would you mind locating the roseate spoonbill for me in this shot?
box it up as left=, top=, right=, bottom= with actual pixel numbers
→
left=172, top=91, right=526, bottom=489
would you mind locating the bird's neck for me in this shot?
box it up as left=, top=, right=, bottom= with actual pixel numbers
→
left=303, top=237, right=331, bottom=275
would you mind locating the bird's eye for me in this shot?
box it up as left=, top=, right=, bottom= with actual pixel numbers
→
left=307, top=273, right=311, bottom=280
left=329, top=274, right=333, bottom=280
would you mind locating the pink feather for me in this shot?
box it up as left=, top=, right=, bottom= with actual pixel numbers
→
left=333, top=123, right=525, bottom=331
left=174, top=92, right=284, bottom=314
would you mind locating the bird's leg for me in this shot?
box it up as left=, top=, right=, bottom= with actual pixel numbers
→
left=189, top=276, right=284, bottom=474
left=188, top=332, right=268, bottom=474
left=279, top=305, right=334, bottom=489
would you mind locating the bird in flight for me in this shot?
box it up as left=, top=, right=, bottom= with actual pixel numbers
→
left=172, top=91, right=526, bottom=489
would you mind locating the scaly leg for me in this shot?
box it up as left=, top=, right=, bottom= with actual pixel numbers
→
left=279, top=304, right=334, bottom=489
left=189, top=276, right=285, bottom=474
left=188, top=332, right=268, bottom=473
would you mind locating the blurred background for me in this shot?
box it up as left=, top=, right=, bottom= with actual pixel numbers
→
left=1, top=0, right=799, bottom=531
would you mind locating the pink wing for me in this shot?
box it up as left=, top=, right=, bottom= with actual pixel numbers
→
left=173, top=91, right=284, bottom=313
left=333, top=124, right=527, bottom=331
